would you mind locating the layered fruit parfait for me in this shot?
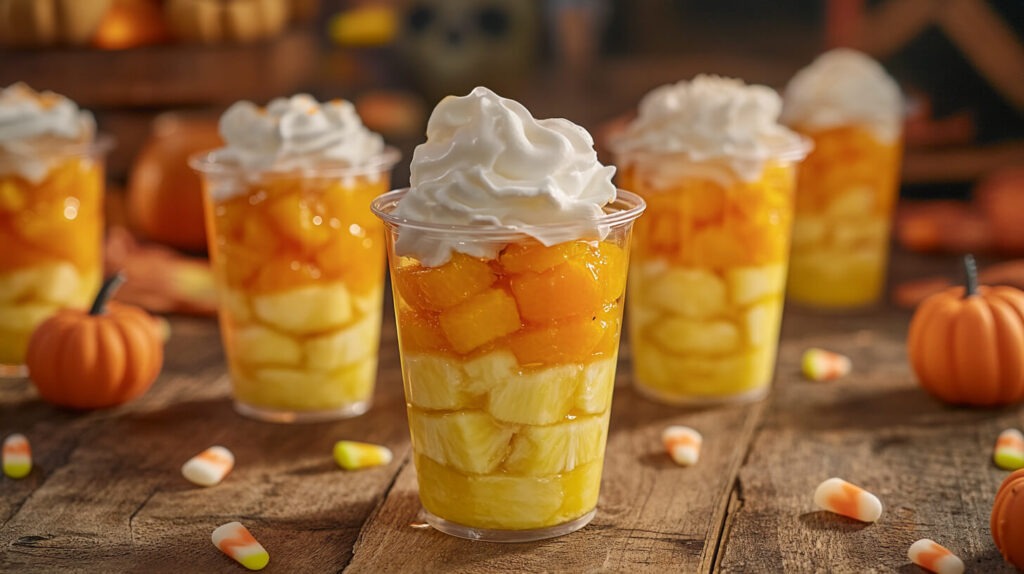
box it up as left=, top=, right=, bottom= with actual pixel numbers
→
left=0, top=84, right=107, bottom=372
left=373, top=87, right=644, bottom=541
left=191, top=95, right=398, bottom=422
left=612, top=76, right=808, bottom=404
left=781, top=49, right=903, bottom=309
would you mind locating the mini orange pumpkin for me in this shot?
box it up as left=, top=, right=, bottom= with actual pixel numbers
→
left=907, top=255, right=1024, bottom=406
left=27, top=274, right=164, bottom=410
left=991, top=468, right=1024, bottom=569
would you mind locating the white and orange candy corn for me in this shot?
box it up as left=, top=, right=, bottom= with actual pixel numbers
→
left=662, top=426, right=702, bottom=466
left=802, top=348, right=851, bottom=381
left=907, top=539, right=964, bottom=574
left=212, top=521, right=269, bottom=571
left=182, top=446, right=235, bottom=487
left=813, top=477, right=882, bottom=522
left=333, top=440, right=392, bottom=470
left=994, top=429, right=1024, bottom=470
left=3, top=433, right=31, bottom=479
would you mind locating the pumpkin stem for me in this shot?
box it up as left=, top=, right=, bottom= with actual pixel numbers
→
left=963, top=254, right=978, bottom=298
left=90, top=273, right=126, bottom=316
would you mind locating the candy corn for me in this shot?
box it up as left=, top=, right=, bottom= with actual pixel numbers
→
left=662, top=426, right=702, bottom=466
left=333, top=440, right=392, bottom=470
left=3, top=433, right=31, bottom=479
left=182, top=446, right=235, bottom=487
left=212, top=521, right=269, bottom=571
left=813, top=477, right=882, bottom=522
left=994, top=429, right=1024, bottom=470
left=907, top=539, right=964, bottom=574
left=801, top=348, right=851, bottom=381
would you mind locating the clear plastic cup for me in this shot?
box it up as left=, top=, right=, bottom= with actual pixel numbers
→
left=372, top=188, right=644, bottom=542
left=616, top=145, right=808, bottom=405
left=785, top=124, right=902, bottom=309
left=0, top=137, right=112, bottom=377
left=191, top=147, right=400, bottom=422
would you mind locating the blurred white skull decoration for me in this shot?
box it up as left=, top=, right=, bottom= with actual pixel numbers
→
left=397, top=0, right=540, bottom=103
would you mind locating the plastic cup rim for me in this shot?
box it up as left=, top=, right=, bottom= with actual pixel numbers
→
left=370, top=188, right=647, bottom=238
left=187, top=145, right=402, bottom=179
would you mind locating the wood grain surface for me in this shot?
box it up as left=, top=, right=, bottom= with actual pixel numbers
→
left=2, top=254, right=1022, bottom=573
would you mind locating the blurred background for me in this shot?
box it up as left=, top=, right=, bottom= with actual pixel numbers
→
left=1, top=0, right=1022, bottom=311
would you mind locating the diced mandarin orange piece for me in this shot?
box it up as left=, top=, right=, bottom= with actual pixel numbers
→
left=689, top=227, right=748, bottom=269
left=315, top=233, right=384, bottom=294
left=591, top=304, right=623, bottom=357
left=0, top=179, right=27, bottom=212
left=0, top=223, right=60, bottom=272
left=250, top=256, right=322, bottom=294
left=264, top=189, right=332, bottom=249
left=215, top=240, right=264, bottom=289
left=594, top=241, right=628, bottom=303
left=403, top=253, right=496, bottom=311
left=507, top=311, right=608, bottom=366
left=396, top=308, right=451, bottom=354
left=498, top=240, right=589, bottom=274
left=321, top=177, right=387, bottom=232
left=439, top=288, right=521, bottom=354
left=687, top=181, right=726, bottom=224
left=510, top=259, right=603, bottom=323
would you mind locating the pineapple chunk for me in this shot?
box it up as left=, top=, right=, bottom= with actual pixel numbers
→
left=743, top=298, right=783, bottom=348
left=243, top=358, right=376, bottom=410
left=0, top=263, right=80, bottom=304
left=487, top=364, right=580, bottom=425
left=831, top=219, right=888, bottom=249
left=826, top=187, right=876, bottom=219
left=351, top=285, right=384, bottom=316
left=0, top=302, right=58, bottom=332
left=232, top=325, right=302, bottom=366
left=574, top=358, right=617, bottom=414
left=557, top=459, right=604, bottom=521
left=408, top=410, right=516, bottom=474
left=647, top=267, right=727, bottom=319
left=220, top=288, right=253, bottom=324
left=305, top=312, right=380, bottom=371
left=791, top=217, right=826, bottom=249
left=726, top=264, right=785, bottom=307
left=415, top=454, right=568, bottom=530
left=265, top=191, right=331, bottom=248
left=252, top=282, right=353, bottom=335
left=462, top=350, right=519, bottom=395
left=438, top=288, right=521, bottom=354
left=402, top=353, right=473, bottom=410
left=504, top=414, right=609, bottom=475
left=633, top=341, right=775, bottom=398
left=648, top=317, right=739, bottom=356
left=509, top=259, right=603, bottom=322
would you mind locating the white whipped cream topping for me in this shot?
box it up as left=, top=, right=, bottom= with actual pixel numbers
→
left=782, top=49, right=903, bottom=142
left=0, top=83, right=96, bottom=183
left=219, top=94, right=385, bottom=172
left=613, top=75, right=806, bottom=182
left=392, top=86, right=617, bottom=266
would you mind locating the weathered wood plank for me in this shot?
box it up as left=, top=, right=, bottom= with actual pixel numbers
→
left=1, top=316, right=412, bottom=572
left=344, top=349, right=764, bottom=573
left=716, top=309, right=1022, bottom=573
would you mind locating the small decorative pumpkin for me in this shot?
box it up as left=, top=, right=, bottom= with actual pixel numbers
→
left=991, top=468, right=1024, bottom=569
left=26, top=274, right=164, bottom=410
left=907, top=255, right=1024, bottom=406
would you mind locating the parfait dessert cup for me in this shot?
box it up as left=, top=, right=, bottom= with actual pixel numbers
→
left=373, top=86, right=642, bottom=542
left=191, top=94, right=398, bottom=423
left=612, top=76, right=809, bottom=405
left=781, top=49, right=904, bottom=310
left=0, top=84, right=109, bottom=377
left=374, top=188, right=644, bottom=542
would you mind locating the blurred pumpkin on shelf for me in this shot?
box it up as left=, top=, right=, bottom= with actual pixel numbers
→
left=128, top=112, right=221, bottom=253
left=0, top=0, right=112, bottom=46
left=92, top=0, right=170, bottom=50
left=163, top=0, right=289, bottom=44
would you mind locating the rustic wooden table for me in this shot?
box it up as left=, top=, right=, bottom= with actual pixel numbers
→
left=1, top=252, right=1021, bottom=573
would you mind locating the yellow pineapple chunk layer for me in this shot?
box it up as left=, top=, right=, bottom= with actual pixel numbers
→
left=251, top=282, right=354, bottom=335
left=503, top=413, right=609, bottom=476
left=644, top=266, right=727, bottom=319
left=574, top=357, right=618, bottom=414
left=232, top=325, right=303, bottom=367
left=648, top=317, right=740, bottom=356
left=416, top=454, right=603, bottom=530
left=486, top=363, right=580, bottom=425
left=237, top=358, right=376, bottom=410
left=438, top=288, right=521, bottom=354
left=0, top=262, right=81, bottom=305
left=305, top=312, right=380, bottom=371
left=403, top=353, right=477, bottom=411
left=408, top=410, right=516, bottom=474
left=633, top=341, right=776, bottom=398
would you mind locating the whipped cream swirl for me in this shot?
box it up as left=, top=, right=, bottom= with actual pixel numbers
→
left=393, top=86, right=617, bottom=266
left=0, top=83, right=96, bottom=183
left=613, top=75, right=806, bottom=182
left=219, top=94, right=385, bottom=172
left=782, top=49, right=904, bottom=142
